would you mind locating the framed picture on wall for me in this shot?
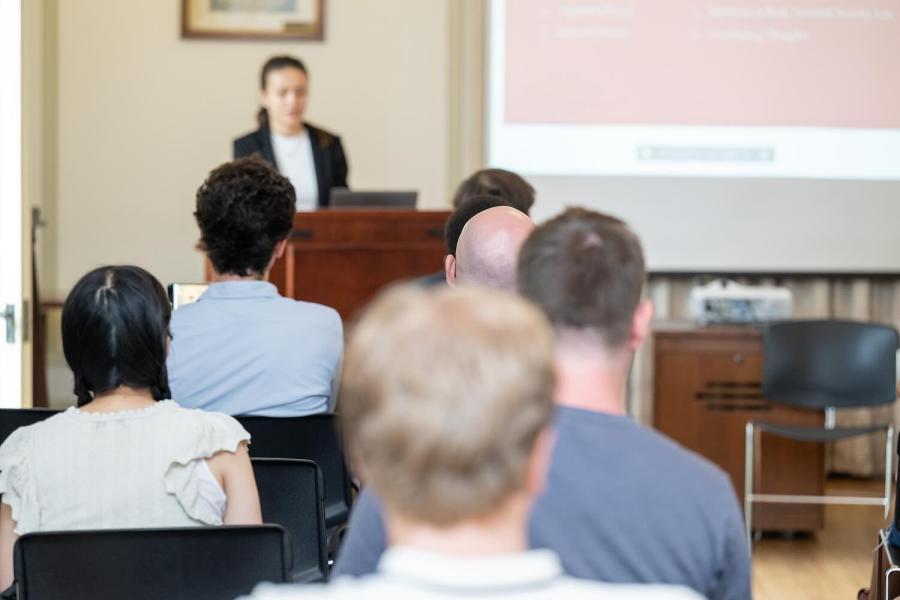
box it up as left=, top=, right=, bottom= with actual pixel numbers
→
left=182, top=0, right=324, bottom=41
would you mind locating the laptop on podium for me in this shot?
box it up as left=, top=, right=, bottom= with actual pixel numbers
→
left=329, top=189, right=417, bottom=209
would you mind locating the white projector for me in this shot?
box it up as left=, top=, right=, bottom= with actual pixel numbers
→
left=689, top=280, right=793, bottom=325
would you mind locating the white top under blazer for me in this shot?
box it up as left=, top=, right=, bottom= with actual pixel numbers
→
left=271, top=130, right=318, bottom=210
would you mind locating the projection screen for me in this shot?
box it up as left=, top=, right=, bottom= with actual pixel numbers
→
left=487, top=0, right=900, bottom=272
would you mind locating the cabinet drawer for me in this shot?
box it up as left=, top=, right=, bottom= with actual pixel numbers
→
left=693, top=352, right=767, bottom=412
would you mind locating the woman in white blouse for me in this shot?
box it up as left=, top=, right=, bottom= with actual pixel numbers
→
left=0, top=266, right=262, bottom=588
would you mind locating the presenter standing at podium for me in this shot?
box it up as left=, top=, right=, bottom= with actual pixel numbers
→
left=233, top=55, right=348, bottom=209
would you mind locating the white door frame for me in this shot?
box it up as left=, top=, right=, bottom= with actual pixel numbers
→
left=0, top=0, right=24, bottom=408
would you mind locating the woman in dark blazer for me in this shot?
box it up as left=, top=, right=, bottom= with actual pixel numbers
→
left=234, top=56, right=348, bottom=209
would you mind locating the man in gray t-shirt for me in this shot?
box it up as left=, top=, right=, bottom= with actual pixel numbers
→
left=334, top=208, right=751, bottom=600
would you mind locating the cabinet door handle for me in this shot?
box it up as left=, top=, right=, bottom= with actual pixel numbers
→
left=733, top=353, right=745, bottom=365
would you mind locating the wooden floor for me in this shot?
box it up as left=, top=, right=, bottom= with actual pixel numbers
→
left=752, top=477, right=887, bottom=600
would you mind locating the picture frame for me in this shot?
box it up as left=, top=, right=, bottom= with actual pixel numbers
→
left=181, top=0, right=324, bottom=41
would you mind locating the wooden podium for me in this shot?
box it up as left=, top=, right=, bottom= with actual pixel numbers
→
left=267, top=210, right=450, bottom=319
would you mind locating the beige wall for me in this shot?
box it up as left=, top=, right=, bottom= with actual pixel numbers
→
left=51, top=0, right=455, bottom=294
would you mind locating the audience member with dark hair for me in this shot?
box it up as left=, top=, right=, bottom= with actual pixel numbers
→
left=0, top=266, right=261, bottom=589
left=452, top=168, right=536, bottom=213
left=167, top=158, right=342, bottom=416
left=234, top=55, right=349, bottom=208
left=334, top=208, right=751, bottom=600
left=242, top=286, right=700, bottom=600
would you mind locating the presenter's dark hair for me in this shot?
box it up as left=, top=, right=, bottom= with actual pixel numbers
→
left=452, top=169, right=535, bottom=214
left=444, top=195, right=522, bottom=256
left=62, top=266, right=172, bottom=407
left=518, top=208, right=645, bottom=348
left=257, top=55, right=308, bottom=128
left=195, top=157, right=295, bottom=276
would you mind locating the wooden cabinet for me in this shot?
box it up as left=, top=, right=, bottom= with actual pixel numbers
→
left=654, top=323, right=825, bottom=532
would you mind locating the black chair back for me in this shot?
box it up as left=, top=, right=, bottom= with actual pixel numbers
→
left=237, top=415, right=352, bottom=530
left=763, top=320, right=899, bottom=410
left=14, top=525, right=290, bottom=600
left=0, top=409, right=60, bottom=445
left=252, top=458, right=328, bottom=582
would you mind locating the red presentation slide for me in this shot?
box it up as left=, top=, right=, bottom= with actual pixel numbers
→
left=506, top=0, right=900, bottom=128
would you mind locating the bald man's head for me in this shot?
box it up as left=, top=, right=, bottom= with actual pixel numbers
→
left=445, top=206, right=534, bottom=291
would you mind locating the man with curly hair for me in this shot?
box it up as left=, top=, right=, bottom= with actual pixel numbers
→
left=167, top=157, right=342, bottom=416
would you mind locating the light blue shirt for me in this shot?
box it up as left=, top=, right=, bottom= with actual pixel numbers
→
left=167, top=281, right=343, bottom=417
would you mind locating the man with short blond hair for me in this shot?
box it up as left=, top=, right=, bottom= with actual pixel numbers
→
left=243, top=286, right=700, bottom=599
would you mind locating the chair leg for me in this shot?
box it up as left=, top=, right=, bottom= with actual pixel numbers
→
left=885, top=425, right=895, bottom=519
left=744, top=422, right=755, bottom=551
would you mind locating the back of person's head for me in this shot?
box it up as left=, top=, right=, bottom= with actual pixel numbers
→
left=450, top=206, right=534, bottom=291
left=444, top=195, right=520, bottom=256
left=340, top=285, right=555, bottom=526
left=452, top=168, right=535, bottom=214
left=62, top=266, right=171, bottom=407
left=194, top=157, right=295, bottom=277
left=518, top=207, right=646, bottom=349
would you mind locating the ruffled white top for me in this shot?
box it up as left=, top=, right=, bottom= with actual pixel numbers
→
left=0, top=400, right=248, bottom=535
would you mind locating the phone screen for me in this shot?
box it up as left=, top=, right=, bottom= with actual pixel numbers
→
left=167, top=284, right=209, bottom=309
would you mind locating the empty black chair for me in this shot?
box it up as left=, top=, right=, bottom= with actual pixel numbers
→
left=14, top=525, right=290, bottom=600
left=237, top=415, right=353, bottom=549
left=0, top=409, right=60, bottom=445
left=252, top=458, right=328, bottom=582
left=745, top=320, right=898, bottom=547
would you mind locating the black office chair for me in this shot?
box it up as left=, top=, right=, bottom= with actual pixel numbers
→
left=0, top=409, right=60, bottom=445
left=237, top=415, right=353, bottom=555
left=252, top=458, right=328, bottom=582
left=13, top=525, right=290, bottom=600
left=745, top=320, right=898, bottom=547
